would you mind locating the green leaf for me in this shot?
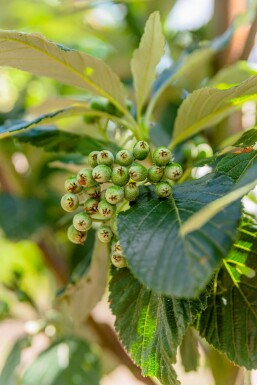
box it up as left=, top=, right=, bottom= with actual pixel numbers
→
left=232, top=127, right=257, bottom=148
left=117, top=174, right=241, bottom=298
left=0, top=31, right=127, bottom=111
left=198, top=218, right=257, bottom=369
left=131, top=11, right=165, bottom=115
left=209, top=61, right=257, bottom=88
left=179, top=328, right=199, bottom=373
left=23, top=337, right=100, bottom=385
left=13, top=127, right=119, bottom=155
left=171, top=76, right=257, bottom=148
left=56, top=239, right=109, bottom=327
left=0, top=337, right=30, bottom=385
left=180, top=153, right=257, bottom=236
left=109, top=268, right=208, bottom=385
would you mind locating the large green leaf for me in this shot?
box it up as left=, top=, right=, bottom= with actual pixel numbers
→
left=23, top=337, right=100, bottom=385
left=217, top=150, right=257, bottom=182
left=131, top=11, right=165, bottom=116
left=0, top=31, right=126, bottom=111
left=232, top=127, right=257, bottom=148
left=198, top=218, right=257, bottom=368
left=117, top=174, right=241, bottom=298
left=170, top=76, right=257, bottom=148
left=109, top=268, right=208, bottom=385
left=0, top=337, right=30, bottom=385
left=13, top=127, right=119, bottom=155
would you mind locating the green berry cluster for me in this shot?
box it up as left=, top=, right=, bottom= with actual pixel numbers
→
left=60, top=141, right=183, bottom=267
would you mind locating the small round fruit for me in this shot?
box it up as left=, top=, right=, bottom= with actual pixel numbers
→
left=85, top=184, right=101, bottom=199
left=97, top=150, right=114, bottom=166
left=164, top=162, right=183, bottom=181
left=133, top=141, right=150, bottom=160
left=77, top=168, right=95, bottom=187
left=98, top=199, right=116, bottom=219
left=84, top=198, right=99, bottom=215
left=113, top=241, right=123, bottom=256
left=67, top=225, right=87, bottom=245
left=129, top=163, right=147, bottom=182
left=61, top=193, right=79, bottom=212
left=196, top=143, right=213, bottom=160
left=152, top=147, right=172, bottom=166
left=111, top=253, right=127, bottom=268
left=112, top=166, right=129, bottom=186
left=124, top=182, right=139, bottom=201
left=77, top=190, right=88, bottom=205
left=73, top=212, right=92, bottom=232
left=65, top=176, right=82, bottom=194
left=147, top=166, right=164, bottom=183
left=154, top=182, right=172, bottom=198
left=88, top=151, right=99, bottom=168
left=105, top=185, right=124, bottom=205
left=92, top=165, right=112, bottom=183
left=97, top=225, right=113, bottom=243
left=115, top=150, right=134, bottom=166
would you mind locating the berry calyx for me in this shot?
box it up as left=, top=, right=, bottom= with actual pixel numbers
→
left=115, top=150, right=134, bottom=166
left=133, top=141, right=150, bottom=160
left=112, top=166, right=129, bottom=186
left=77, top=168, right=95, bottom=187
left=65, top=176, right=82, bottom=194
left=152, top=147, right=172, bottom=166
left=147, top=166, right=164, bottom=183
left=97, top=150, right=114, bottom=166
left=105, top=185, right=124, bottom=205
left=113, top=241, right=123, bottom=256
left=124, top=182, right=139, bottom=201
left=92, top=165, right=112, bottom=183
left=164, top=162, right=183, bottom=181
left=61, top=193, right=79, bottom=212
left=98, top=199, right=116, bottom=219
left=97, top=225, right=113, bottom=243
left=129, top=162, right=147, bottom=182
left=85, top=184, right=101, bottom=199
left=154, top=182, right=172, bottom=198
left=84, top=198, right=99, bottom=215
left=67, top=225, right=87, bottom=245
left=88, top=151, right=99, bottom=168
left=73, top=212, right=92, bottom=232
left=111, top=253, right=127, bottom=268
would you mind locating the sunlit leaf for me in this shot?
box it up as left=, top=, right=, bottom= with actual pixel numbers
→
left=209, top=61, right=257, bottom=88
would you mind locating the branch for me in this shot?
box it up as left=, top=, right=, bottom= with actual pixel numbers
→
left=240, top=11, right=257, bottom=60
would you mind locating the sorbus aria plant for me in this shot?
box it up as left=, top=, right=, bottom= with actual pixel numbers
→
left=1, top=5, right=257, bottom=385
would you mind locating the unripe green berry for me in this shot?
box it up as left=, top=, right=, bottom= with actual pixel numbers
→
left=85, top=184, right=101, bottom=199
left=112, top=166, right=129, bottom=186
left=153, top=147, right=172, bottom=166
left=129, top=162, right=147, bottom=182
left=111, top=253, right=127, bottom=268
left=133, top=141, right=150, bottom=160
left=98, top=199, right=116, bottom=219
left=77, top=190, right=88, bottom=205
left=88, top=151, right=99, bottom=168
left=154, top=182, right=172, bottom=198
left=164, top=162, right=183, bottom=181
left=92, top=165, right=112, bottom=183
left=65, top=176, right=82, bottom=194
left=97, top=150, right=114, bottom=166
left=113, top=241, right=123, bottom=256
left=77, top=168, right=95, bottom=187
left=147, top=166, right=164, bottom=183
left=67, top=225, right=87, bottom=245
left=61, top=193, right=79, bottom=212
left=196, top=143, right=213, bottom=160
left=84, top=198, right=99, bottom=215
left=115, top=150, right=134, bottom=166
left=97, top=225, right=113, bottom=243
left=73, top=212, right=92, bottom=232
left=105, top=185, right=124, bottom=205
left=124, top=182, right=139, bottom=201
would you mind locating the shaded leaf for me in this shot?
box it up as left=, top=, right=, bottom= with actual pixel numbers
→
left=131, top=11, right=165, bottom=114
left=23, top=337, right=100, bottom=385
left=117, top=174, right=241, bottom=298
left=198, top=218, right=257, bottom=368
left=171, top=76, right=257, bottom=148
left=232, top=127, right=257, bottom=148
left=0, top=31, right=126, bottom=110
left=110, top=268, right=209, bottom=385
left=179, top=328, right=199, bottom=373
left=216, top=150, right=257, bottom=182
